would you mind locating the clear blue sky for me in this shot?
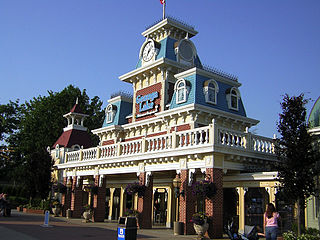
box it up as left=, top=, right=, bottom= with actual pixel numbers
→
left=1, top=0, right=319, bottom=138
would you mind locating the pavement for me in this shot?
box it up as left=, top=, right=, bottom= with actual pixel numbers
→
left=0, top=210, right=220, bottom=240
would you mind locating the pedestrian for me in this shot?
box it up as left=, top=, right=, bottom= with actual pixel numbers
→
left=264, top=203, right=280, bottom=240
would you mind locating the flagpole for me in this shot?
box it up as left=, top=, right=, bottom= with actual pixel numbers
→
left=163, top=1, right=166, bottom=20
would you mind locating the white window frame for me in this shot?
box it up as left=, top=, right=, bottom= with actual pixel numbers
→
left=203, top=79, right=219, bottom=105
left=227, top=87, right=240, bottom=111
left=174, top=79, right=189, bottom=104
left=55, top=144, right=60, bottom=158
left=105, top=104, right=116, bottom=123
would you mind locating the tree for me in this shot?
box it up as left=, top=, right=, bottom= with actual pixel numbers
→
left=5, top=85, right=104, bottom=200
left=275, top=94, right=320, bottom=235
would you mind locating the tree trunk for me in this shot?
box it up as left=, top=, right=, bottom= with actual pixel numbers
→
left=297, top=198, right=301, bottom=236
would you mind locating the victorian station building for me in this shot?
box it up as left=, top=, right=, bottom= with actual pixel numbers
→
left=51, top=17, right=280, bottom=238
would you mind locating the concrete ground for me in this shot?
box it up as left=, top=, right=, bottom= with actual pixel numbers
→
left=0, top=210, right=219, bottom=240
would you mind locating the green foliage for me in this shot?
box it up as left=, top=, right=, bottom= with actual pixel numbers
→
left=283, top=230, right=320, bottom=240
left=7, top=196, right=29, bottom=208
left=2, top=85, right=104, bottom=199
left=275, top=94, right=320, bottom=201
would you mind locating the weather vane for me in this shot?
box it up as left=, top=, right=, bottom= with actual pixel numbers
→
left=160, top=0, right=166, bottom=20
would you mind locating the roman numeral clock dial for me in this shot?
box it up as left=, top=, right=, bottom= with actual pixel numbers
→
left=142, top=40, right=155, bottom=62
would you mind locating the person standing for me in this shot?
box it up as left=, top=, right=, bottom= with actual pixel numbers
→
left=264, top=203, right=280, bottom=240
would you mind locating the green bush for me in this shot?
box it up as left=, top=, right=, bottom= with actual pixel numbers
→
left=283, top=230, right=320, bottom=240
left=7, top=196, right=29, bottom=208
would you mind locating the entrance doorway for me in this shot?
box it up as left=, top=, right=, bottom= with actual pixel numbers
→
left=112, top=188, right=121, bottom=220
left=153, top=188, right=168, bottom=226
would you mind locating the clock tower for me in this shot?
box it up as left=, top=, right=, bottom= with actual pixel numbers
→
left=119, top=17, right=202, bottom=123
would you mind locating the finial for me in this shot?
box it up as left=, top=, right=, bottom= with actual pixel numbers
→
left=76, top=97, right=79, bottom=104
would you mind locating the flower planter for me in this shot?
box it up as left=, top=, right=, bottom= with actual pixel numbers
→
left=52, top=207, right=61, bottom=216
left=83, top=211, right=92, bottom=222
left=23, top=208, right=45, bottom=214
left=193, top=222, right=209, bottom=240
left=16, top=206, right=23, bottom=212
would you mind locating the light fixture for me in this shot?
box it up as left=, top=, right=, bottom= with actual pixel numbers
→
left=173, top=175, right=184, bottom=198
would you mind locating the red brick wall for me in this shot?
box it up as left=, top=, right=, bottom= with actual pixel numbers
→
left=102, top=140, right=114, bottom=145
left=71, top=176, right=83, bottom=218
left=92, top=176, right=106, bottom=222
left=137, top=172, right=153, bottom=229
left=170, top=124, right=191, bottom=132
left=179, top=170, right=196, bottom=235
left=205, top=168, right=223, bottom=238
left=135, top=83, right=162, bottom=121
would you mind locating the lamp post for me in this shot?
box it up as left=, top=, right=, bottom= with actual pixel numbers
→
left=173, top=174, right=184, bottom=235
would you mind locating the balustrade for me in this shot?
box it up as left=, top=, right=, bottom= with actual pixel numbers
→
left=64, top=125, right=274, bottom=164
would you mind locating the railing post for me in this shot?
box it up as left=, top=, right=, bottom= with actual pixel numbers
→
left=209, top=119, right=217, bottom=145
left=246, top=128, right=253, bottom=151
left=171, top=131, right=177, bottom=149
left=142, top=137, right=146, bottom=153
left=117, top=142, right=121, bottom=156
left=96, top=147, right=101, bottom=159
left=79, top=149, right=83, bottom=161
left=65, top=152, right=68, bottom=163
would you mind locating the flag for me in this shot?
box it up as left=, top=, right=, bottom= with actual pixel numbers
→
left=160, top=0, right=165, bottom=4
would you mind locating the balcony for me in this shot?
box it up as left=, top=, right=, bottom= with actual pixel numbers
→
left=57, top=124, right=277, bottom=169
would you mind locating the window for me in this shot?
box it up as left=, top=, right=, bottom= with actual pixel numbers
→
left=226, top=87, right=240, bottom=111
left=174, top=79, right=190, bottom=104
left=203, top=80, right=219, bottom=104
left=105, top=104, right=117, bottom=123
left=55, top=145, right=60, bottom=158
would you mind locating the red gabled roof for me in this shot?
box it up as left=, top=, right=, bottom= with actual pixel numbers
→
left=70, top=103, right=84, bottom=114
left=52, top=129, right=93, bottom=149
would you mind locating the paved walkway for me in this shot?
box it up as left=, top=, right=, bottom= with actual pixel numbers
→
left=0, top=210, right=218, bottom=240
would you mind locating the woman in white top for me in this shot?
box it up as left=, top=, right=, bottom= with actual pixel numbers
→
left=264, top=203, right=280, bottom=240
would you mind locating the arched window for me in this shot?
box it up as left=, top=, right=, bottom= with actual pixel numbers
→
left=105, top=104, right=117, bottom=123
left=203, top=79, right=219, bottom=104
left=174, top=79, right=190, bottom=104
left=55, top=144, right=60, bottom=158
left=226, top=87, right=240, bottom=111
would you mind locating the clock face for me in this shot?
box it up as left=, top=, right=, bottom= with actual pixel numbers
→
left=142, top=41, right=155, bottom=62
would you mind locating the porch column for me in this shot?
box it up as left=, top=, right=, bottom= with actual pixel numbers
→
left=108, top=188, right=115, bottom=220
left=61, top=177, right=71, bottom=217
left=71, top=176, right=83, bottom=218
left=137, top=172, right=153, bottom=229
left=236, top=186, right=247, bottom=233
left=179, top=170, right=196, bottom=235
left=119, top=186, right=125, bottom=217
left=266, top=187, right=276, bottom=205
left=205, top=168, right=223, bottom=239
left=92, top=175, right=106, bottom=222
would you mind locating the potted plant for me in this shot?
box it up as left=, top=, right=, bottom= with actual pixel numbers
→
left=82, top=204, right=93, bottom=222
left=190, top=212, right=210, bottom=239
left=191, top=179, right=216, bottom=199
left=125, top=182, right=146, bottom=197
left=52, top=199, right=61, bottom=216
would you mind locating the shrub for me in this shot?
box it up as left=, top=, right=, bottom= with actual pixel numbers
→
left=124, top=209, right=139, bottom=217
left=125, top=182, right=146, bottom=197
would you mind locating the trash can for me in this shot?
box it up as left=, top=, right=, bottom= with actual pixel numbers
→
left=173, top=221, right=184, bottom=235
left=66, top=209, right=72, bottom=219
left=117, top=217, right=137, bottom=240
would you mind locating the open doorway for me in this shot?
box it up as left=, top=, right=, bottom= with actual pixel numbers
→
left=153, top=188, right=168, bottom=226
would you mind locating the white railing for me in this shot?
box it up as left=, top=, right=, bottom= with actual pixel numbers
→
left=252, top=135, right=274, bottom=154
left=146, top=135, right=172, bottom=151
left=65, top=125, right=275, bottom=163
left=82, top=148, right=97, bottom=161
left=177, top=126, right=210, bottom=148
left=100, top=145, right=117, bottom=158
left=218, top=128, right=246, bottom=149
left=120, top=140, right=142, bottom=155
left=67, top=151, right=80, bottom=162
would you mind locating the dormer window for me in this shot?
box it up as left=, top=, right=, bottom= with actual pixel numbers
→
left=226, top=87, right=240, bottom=111
left=175, top=79, right=190, bottom=104
left=203, top=79, right=219, bottom=104
left=105, top=104, right=117, bottom=123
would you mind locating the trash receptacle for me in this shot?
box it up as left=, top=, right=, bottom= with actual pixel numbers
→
left=118, top=217, right=137, bottom=240
left=66, top=209, right=72, bottom=219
